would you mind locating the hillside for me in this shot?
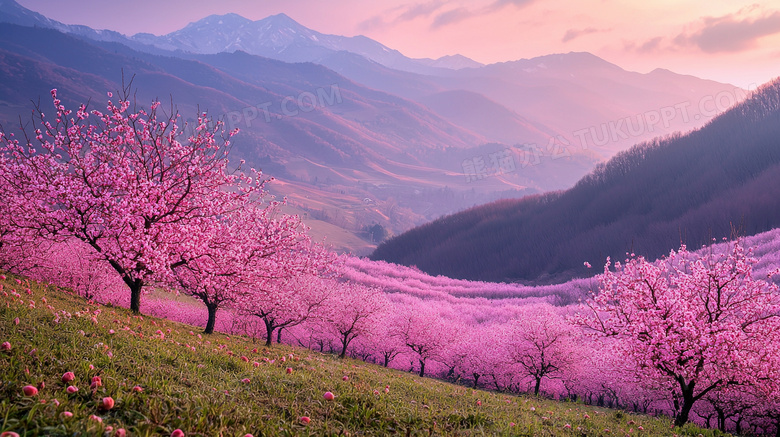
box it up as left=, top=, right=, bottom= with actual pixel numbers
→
left=0, top=274, right=689, bottom=436
left=372, top=78, right=780, bottom=283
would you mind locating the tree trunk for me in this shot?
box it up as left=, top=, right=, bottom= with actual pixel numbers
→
left=534, top=377, right=542, bottom=396
left=717, top=409, right=726, bottom=432
left=418, top=359, right=426, bottom=377
left=276, top=327, right=283, bottom=344
left=339, top=334, right=350, bottom=359
left=446, top=366, right=455, bottom=380
left=204, top=302, right=218, bottom=334
left=674, top=384, right=696, bottom=427
left=129, top=278, right=143, bottom=314
left=264, top=319, right=274, bottom=347
left=473, top=373, right=480, bottom=388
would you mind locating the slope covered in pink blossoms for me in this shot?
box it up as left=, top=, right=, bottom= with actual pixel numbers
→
left=2, top=82, right=780, bottom=435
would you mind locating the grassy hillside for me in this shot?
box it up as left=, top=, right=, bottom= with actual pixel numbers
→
left=0, top=274, right=722, bottom=436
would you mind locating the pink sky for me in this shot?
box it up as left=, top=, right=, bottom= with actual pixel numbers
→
left=17, top=0, right=780, bottom=88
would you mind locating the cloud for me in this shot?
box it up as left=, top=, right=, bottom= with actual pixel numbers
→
left=561, top=27, right=603, bottom=43
left=675, top=10, right=780, bottom=53
left=431, top=8, right=472, bottom=28
left=358, top=1, right=446, bottom=32
left=357, top=15, right=389, bottom=32
left=637, top=36, right=664, bottom=53
left=484, top=0, right=535, bottom=13
left=397, top=1, right=446, bottom=22
left=430, top=0, right=536, bottom=29
left=622, top=36, right=667, bottom=54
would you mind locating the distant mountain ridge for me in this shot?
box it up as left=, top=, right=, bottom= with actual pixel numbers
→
left=371, top=78, right=780, bottom=283
left=132, top=13, right=484, bottom=74
left=0, top=1, right=479, bottom=75
left=1, top=0, right=743, bottom=159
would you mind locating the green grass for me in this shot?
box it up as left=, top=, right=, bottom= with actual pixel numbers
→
left=0, top=273, right=725, bottom=436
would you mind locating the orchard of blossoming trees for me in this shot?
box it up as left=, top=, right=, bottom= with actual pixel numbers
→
left=2, top=89, right=780, bottom=434
left=0, top=85, right=332, bottom=318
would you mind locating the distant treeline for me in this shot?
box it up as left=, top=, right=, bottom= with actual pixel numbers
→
left=371, top=78, right=780, bottom=283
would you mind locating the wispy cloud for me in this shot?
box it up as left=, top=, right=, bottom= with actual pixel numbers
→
left=358, top=1, right=446, bottom=31
left=430, top=0, right=537, bottom=29
left=397, top=1, right=446, bottom=22
left=484, top=0, right=536, bottom=13
left=636, top=36, right=664, bottom=53
left=431, top=8, right=472, bottom=28
left=675, top=9, right=780, bottom=53
left=561, top=27, right=606, bottom=43
left=357, top=15, right=389, bottom=32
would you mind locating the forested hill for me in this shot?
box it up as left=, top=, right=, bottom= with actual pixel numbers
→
left=371, top=78, right=780, bottom=283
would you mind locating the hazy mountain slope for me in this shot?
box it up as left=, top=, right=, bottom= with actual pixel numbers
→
left=0, top=24, right=538, bottom=251
left=417, top=90, right=556, bottom=146
left=371, top=78, right=780, bottom=283
left=438, top=53, right=746, bottom=157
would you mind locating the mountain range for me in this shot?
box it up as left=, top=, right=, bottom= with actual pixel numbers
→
left=0, top=0, right=748, bottom=254
left=371, top=79, right=780, bottom=283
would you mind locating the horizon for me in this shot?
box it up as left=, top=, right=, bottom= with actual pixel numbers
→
left=14, top=0, right=780, bottom=89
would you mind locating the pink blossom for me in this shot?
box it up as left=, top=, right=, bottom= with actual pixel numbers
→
left=171, top=429, right=185, bottom=437
left=0, top=342, right=10, bottom=351
left=323, top=391, right=335, bottom=401
left=62, top=372, right=75, bottom=383
left=66, top=386, right=79, bottom=394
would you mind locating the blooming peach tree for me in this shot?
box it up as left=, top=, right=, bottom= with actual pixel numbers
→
left=237, top=274, right=336, bottom=346
left=0, top=86, right=264, bottom=313
left=320, top=282, right=388, bottom=359
left=579, top=241, right=780, bottom=426
left=170, top=205, right=329, bottom=334
left=505, top=305, right=584, bottom=396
